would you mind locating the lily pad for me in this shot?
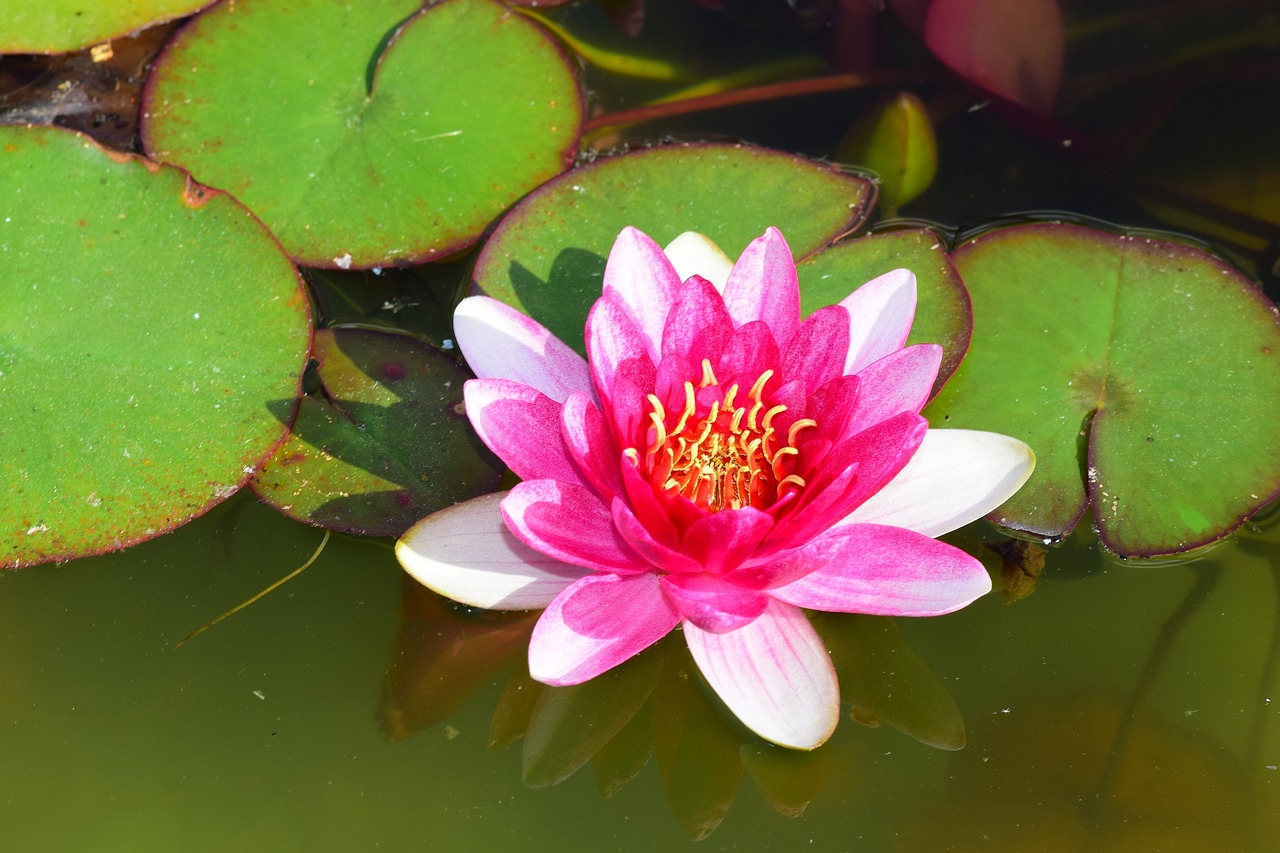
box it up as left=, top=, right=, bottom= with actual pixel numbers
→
left=0, top=125, right=311, bottom=569
left=797, top=227, right=971, bottom=397
left=925, top=222, right=1280, bottom=556
left=251, top=327, right=504, bottom=537
left=141, top=0, right=582, bottom=268
left=0, top=0, right=209, bottom=54
left=470, top=142, right=874, bottom=352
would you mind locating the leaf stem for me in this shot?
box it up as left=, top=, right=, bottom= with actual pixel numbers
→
left=1090, top=565, right=1221, bottom=804
left=583, top=70, right=929, bottom=135
left=174, top=529, right=331, bottom=648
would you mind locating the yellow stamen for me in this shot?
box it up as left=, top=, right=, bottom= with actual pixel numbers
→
left=700, top=358, right=718, bottom=387
left=637, top=365, right=815, bottom=513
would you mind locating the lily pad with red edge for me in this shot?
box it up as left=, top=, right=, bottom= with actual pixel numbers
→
left=252, top=327, right=504, bottom=537
left=796, top=228, right=971, bottom=399
left=470, top=142, right=875, bottom=356
left=0, top=125, right=311, bottom=569
left=141, top=0, right=582, bottom=269
left=924, top=222, right=1280, bottom=557
left=0, top=0, right=210, bottom=53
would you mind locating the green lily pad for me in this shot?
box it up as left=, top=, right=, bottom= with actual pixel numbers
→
left=141, top=0, right=582, bottom=268
left=470, top=142, right=874, bottom=353
left=0, top=125, right=310, bottom=569
left=797, top=227, right=971, bottom=398
left=925, top=222, right=1280, bottom=556
left=0, top=0, right=208, bottom=53
left=251, top=327, right=504, bottom=537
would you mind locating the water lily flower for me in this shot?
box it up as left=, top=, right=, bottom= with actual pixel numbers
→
left=397, top=226, right=1034, bottom=749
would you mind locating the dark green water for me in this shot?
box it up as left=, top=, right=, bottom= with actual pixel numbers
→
left=4, top=0, right=1279, bottom=849
left=4, top=494, right=1278, bottom=849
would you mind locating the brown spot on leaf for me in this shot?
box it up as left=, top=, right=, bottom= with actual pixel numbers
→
left=181, top=174, right=216, bottom=207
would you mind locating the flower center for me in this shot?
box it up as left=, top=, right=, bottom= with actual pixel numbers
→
left=628, top=359, right=816, bottom=512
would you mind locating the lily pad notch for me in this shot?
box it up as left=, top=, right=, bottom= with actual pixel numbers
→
left=139, top=0, right=585, bottom=269
left=927, top=222, right=1280, bottom=557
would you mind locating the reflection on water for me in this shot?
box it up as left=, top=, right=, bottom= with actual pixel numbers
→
left=2, top=492, right=1277, bottom=849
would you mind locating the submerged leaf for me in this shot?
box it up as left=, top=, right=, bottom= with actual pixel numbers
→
left=837, top=92, right=938, bottom=215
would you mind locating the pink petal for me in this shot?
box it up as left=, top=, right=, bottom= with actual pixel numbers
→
left=684, top=599, right=839, bottom=749
left=663, top=231, right=734, bottom=290
left=678, top=507, right=774, bottom=575
left=846, top=343, right=940, bottom=419
left=722, top=228, right=801, bottom=343
left=650, top=349, right=698, bottom=418
left=618, top=445, right=706, bottom=534
left=714, top=319, right=781, bottom=391
left=661, top=574, right=769, bottom=633
left=529, top=572, right=680, bottom=685
left=586, top=292, right=657, bottom=441
left=765, top=411, right=928, bottom=555
left=502, top=481, right=646, bottom=574
left=600, top=373, right=650, bottom=460
left=767, top=523, right=992, bottom=615
left=611, top=497, right=702, bottom=574
left=839, top=268, right=917, bottom=374
left=805, top=410, right=928, bottom=498
left=782, top=304, right=851, bottom=387
left=805, top=345, right=941, bottom=452
left=797, top=374, right=858, bottom=462
left=661, top=275, right=734, bottom=364
left=560, top=392, right=624, bottom=500
left=464, top=379, right=584, bottom=487
left=396, top=492, right=589, bottom=610
left=602, top=227, right=683, bottom=362
left=453, top=296, right=593, bottom=403
left=838, top=429, right=1037, bottom=536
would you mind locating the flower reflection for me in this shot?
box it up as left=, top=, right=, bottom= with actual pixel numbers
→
left=379, top=575, right=538, bottom=741
left=381, top=583, right=966, bottom=839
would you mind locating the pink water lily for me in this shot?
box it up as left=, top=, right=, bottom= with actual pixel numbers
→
left=396, top=226, right=1034, bottom=749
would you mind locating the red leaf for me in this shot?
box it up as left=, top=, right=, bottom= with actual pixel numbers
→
left=923, top=0, right=1065, bottom=114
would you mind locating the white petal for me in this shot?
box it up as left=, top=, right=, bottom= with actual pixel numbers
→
left=663, top=231, right=734, bottom=290
left=839, top=429, right=1036, bottom=537
left=396, top=492, right=589, bottom=610
left=839, top=268, right=917, bottom=374
left=453, top=296, right=593, bottom=403
left=685, top=600, right=839, bottom=750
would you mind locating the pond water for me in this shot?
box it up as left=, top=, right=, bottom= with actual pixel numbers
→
left=4, top=501, right=1278, bottom=849
left=3, top=0, right=1280, bottom=850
